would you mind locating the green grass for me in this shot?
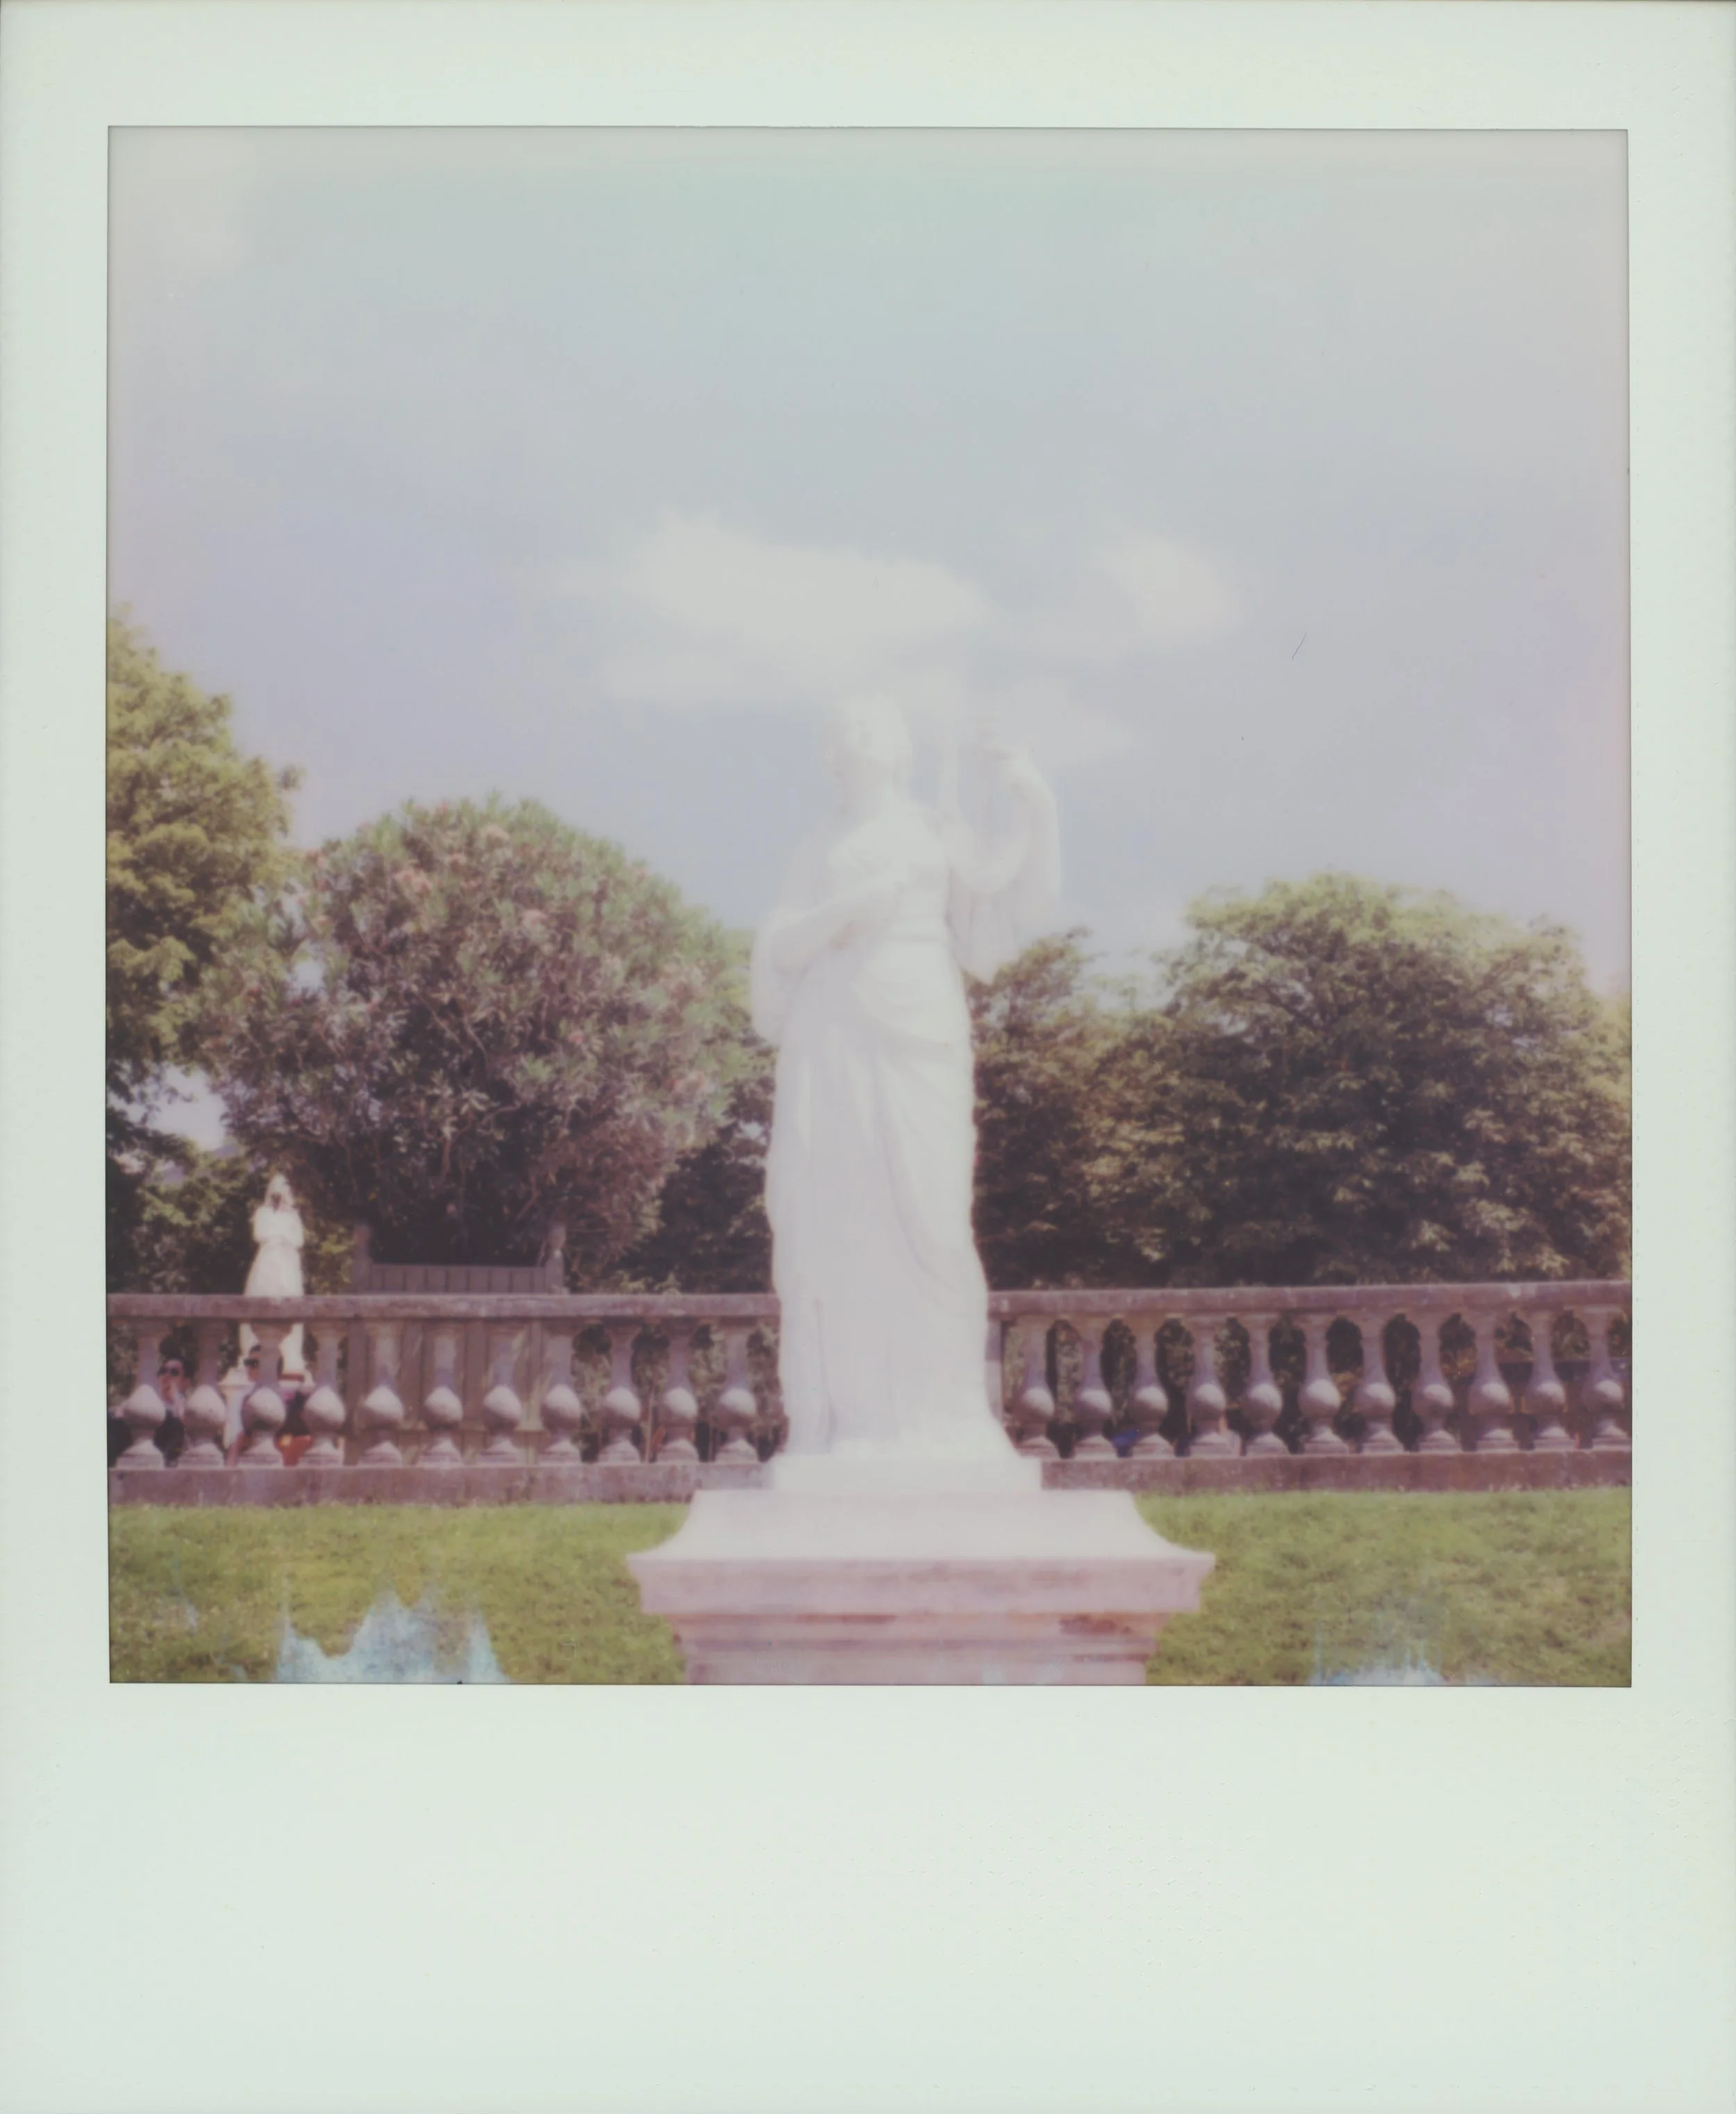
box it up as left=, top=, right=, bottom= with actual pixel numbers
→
left=1140, top=1491, right=1630, bottom=1686
left=108, top=1490, right=1630, bottom=1686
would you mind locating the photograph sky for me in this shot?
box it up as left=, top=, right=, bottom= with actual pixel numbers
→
left=109, top=127, right=1629, bottom=1140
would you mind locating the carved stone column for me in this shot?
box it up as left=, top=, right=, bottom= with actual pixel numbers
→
left=478, top=1330, right=526, bottom=1465
left=539, top=1331, right=585, bottom=1461
left=1071, top=1322, right=1117, bottom=1457
left=301, top=1333, right=348, bottom=1467
left=1240, top=1314, right=1286, bottom=1455
left=1012, top=1320, right=1058, bottom=1458
left=1414, top=1318, right=1458, bottom=1451
left=419, top=1329, right=465, bottom=1465
left=1128, top=1326, right=1175, bottom=1457
left=657, top=1327, right=700, bottom=1462
left=1353, top=1310, right=1402, bottom=1453
left=1298, top=1314, right=1349, bottom=1454
left=359, top=1324, right=408, bottom=1465
left=118, top=1329, right=168, bottom=1469
left=1467, top=1313, right=1517, bottom=1453
left=599, top=1326, right=644, bottom=1463
left=1585, top=1308, right=1631, bottom=1452
left=238, top=1322, right=287, bottom=1467
left=1523, top=1311, right=1573, bottom=1452
left=179, top=1323, right=230, bottom=1468
left=712, top=1327, right=760, bottom=1461
left=1187, top=1320, right=1237, bottom=1456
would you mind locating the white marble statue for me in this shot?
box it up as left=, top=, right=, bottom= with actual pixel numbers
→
left=240, top=1172, right=307, bottom=1381
left=750, top=697, right=1060, bottom=1461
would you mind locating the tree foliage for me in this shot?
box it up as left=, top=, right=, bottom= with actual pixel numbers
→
left=106, top=615, right=297, bottom=1107
left=615, top=1051, right=775, bottom=1291
left=210, top=799, right=751, bottom=1275
left=1118, top=874, right=1630, bottom=1285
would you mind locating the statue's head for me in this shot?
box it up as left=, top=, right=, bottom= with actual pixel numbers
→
left=266, top=1173, right=294, bottom=1210
left=825, top=694, right=913, bottom=799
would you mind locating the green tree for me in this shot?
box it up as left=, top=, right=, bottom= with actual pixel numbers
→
left=106, top=617, right=299, bottom=1286
left=616, top=1047, right=775, bottom=1291
left=968, top=933, right=1150, bottom=1289
left=1119, top=873, right=1631, bottom=1286
left=209, top=798, right=753, bottom=1277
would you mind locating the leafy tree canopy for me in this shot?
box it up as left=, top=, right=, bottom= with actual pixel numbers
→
left=210, top=798, right=752, bottom=1276
left=106, top=615, right=298, bottom=1109
left=1117, top=873, right=1630, bottom=1286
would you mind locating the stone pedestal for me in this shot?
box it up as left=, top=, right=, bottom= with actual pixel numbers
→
left=627, top=1453, right=1213, bottom=1684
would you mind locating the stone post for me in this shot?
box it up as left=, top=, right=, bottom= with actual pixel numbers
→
left=118, top=1329, right=168, bottom=1469
left=1353, top=1310, right=1402, bottom=1454
left=1298, top=1313, right=1349, bottom=1454
left=359, top=1324, right=408, bottom=1465
left=1414, top=1318, right=1458, bottom=1451
left=712, top=1327, right=760, bottom=1461
left=301, top=1333, right=348, bottom=1467
left=1467, top=1313, right=1517, bottom=1453
left=1585, top=1308, right=1631, bottom=1452
left=419, top=1329, right=465, bottom=1465
left=1240, top=1314, right=1286, bottom=1455
left=1071, top=1321, right=1117, bottom=1457
left=1523, top=1311, right=1573, bottom=1452
left=1128, top=1326, right=1174, bottom=1458
left=1186, top=1320, right=1237, bottom=1456
left=179, top=1323, right=230, bottom=1469
left=599, top=1326, right=644, bottom=1463
left=238, top=1322, right=287, bottom=1467
left=478, top=1330, right=526, bottom=1464
left=657, top=1328, right=700, bottom=1462
left=539, top=1331, right=585, bottom=1460
left=1012, top=1319, right=1058, bottom=1458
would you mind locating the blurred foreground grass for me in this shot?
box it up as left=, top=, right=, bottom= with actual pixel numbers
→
left=109, top=1489, right=1629, bottom=1686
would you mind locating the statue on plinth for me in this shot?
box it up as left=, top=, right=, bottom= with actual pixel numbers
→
left=750, top=698, right=1058, bottom=1463
left=240, top=1172, right=308, bottom=1381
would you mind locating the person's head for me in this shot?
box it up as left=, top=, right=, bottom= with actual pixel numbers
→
left=825, top=695, right=913, bottom=809
left=244, top=1350, right=261, bottom=1379
left=160, top=1358, right=184, bottom=1392
left=265, top=1172, right=294, bottom=1211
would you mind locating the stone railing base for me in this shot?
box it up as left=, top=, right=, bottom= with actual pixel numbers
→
left=108, top=1447, right=1628, bottom=1506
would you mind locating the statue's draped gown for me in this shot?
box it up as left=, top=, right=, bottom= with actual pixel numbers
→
left=750, top=780, right=1059, bottom=1458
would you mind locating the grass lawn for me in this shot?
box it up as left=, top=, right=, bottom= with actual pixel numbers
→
left=108, top=1489, right=1630, bottom=1686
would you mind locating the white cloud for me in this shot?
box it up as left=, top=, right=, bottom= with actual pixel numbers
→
left=583, top=515, right=988, bottom=702
left=1096, top=535, right=1240, bottom=647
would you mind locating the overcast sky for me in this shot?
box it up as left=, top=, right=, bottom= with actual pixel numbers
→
left=110, top=126, right=1628, bottom=1145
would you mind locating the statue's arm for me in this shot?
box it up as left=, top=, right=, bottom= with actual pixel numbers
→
left=944, top=746, right=1055, bottom=896
left=763, top=873, right=898, bottom=976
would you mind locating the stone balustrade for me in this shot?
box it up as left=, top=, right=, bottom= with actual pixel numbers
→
left=107, top=1281, right=1631, bottom=1502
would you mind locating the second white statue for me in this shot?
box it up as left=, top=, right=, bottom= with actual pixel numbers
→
left=749, top=697, right=1060, bottom=1463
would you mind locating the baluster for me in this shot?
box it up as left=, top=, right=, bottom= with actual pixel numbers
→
left=985, top=1319, right=1007, bottom=1433
left=599, top=1325, right=644, bottom=1463
left=179, top=1322, right=230, bottom=1468
left=712, top=1326, right=760, bottom=1461
left=419, top=1329, right=465, bottom=1465
left=1071, top=1320, right=1117, bottom=1457
left=1298, top=1313, right=1349, bottom=1454
left=478, top=1329, right=526, bottom=1464
left=1353, top=1310, right=1401, bottom=1453
left=1585, top=1307, right=1630, bottom=1452
left=238, top=1322, right=287, bottom=1467
left=1128, top=1325, right=1174, bottom=1457
left=1524, top=1310, right=1573, bottom=1452
left=359, top=1324, right=408, bottom=1465
left=301, top=1333, right=347, bottom=1466
left=1414, top=1317, right=1458, bottom=1451
left=1240, top=1313, right=1286, bottom=1455
left=1468, top=1313, right=1517, bottom=1452
left=1187, top=1318, right=1236, bottom=1456
left=117, top=1328, right=168, bottom=1469
left=657, top=1326, right=700, bottom=1461
left=1012, top=1318, right=1058, bottom=1458
left=539, top=1331, right=585, bottom=1460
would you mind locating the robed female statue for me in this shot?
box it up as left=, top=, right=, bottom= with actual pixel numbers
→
left=750, top=697, right=1060, bottom=1460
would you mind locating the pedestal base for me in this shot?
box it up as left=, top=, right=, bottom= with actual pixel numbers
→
left=628, top=1465, right=1214, bottom=1684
